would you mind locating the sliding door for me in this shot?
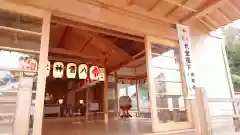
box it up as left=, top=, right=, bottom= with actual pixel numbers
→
left=145, top=36, right=193, bottom=132
left=0, top=1, right=50, bottom=135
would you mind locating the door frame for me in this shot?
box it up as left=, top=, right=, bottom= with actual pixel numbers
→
left=0, top=1, right=51, bottom=135
left=145, top=35, right=194, bottom=132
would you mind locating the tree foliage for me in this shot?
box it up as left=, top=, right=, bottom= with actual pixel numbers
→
left=224, top=25, right=240, bottom=92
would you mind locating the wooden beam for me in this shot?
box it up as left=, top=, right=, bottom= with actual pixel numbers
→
left=104, top=49, right=115, bottom=60
left=127, top=0, right=134, bottom=5
left=108, top=57, right=132, bottom=73
left=48, top=55, right=104, bottom=66
left=79, top=36, right=94, bottom=52
left=51, top=17, right=144, bottom=42
left=204, top=14, right=221, bottom=28
left=108, top=50, right=145, bottom=73
left=227, top=1, right=240, bottom=16
left=103, top=59, right=108, bottom=124
left=148, top=0, right=162, bottom=12
left=117, top=73, right=147, bottom=80
left=57, top=26, right=68, bottom=48
left=135, top=80, right=141, bottom=114
left=145, top=35, right=179, bottom=48
left=49, top=48, right=101, bottom=60
left=114, top=72, right=119, bottom=119
left=88, top=32, right=111, bottom=53
left=197, top=18, right=215, bottom=31
left=163, top=0, right=196, bottom=12
left=216, top=8, right=231, bottom=23
left=126, top=62, right=145, bottom=68
left=132, top=50, right=145, bottom=59
left=94, top=34, right=131, bottom=57
left=164, top=0, right=190, bottom=17
left=180, top=0, right=228, bottom=23
left=80, top=0, right=176, bottom=25
left=32, top=0, right=179, bottom=39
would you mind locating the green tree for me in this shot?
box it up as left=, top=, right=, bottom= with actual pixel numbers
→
left=224, top=25, right=240, bottom=92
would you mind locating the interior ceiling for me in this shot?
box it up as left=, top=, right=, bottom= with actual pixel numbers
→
left=48, top=19, right=146, bottom=72
left=48, top=16, right=175, bottom=76
left=98, top=34, right=145, bottom=56
left=78, top=0, right=240, bottom=35
left=8, top=0, right=240, bottom=40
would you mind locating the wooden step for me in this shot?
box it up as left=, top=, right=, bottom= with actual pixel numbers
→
left=0, top=104, right=16, bottom=114
left=0, top=96, right=17, bottom=103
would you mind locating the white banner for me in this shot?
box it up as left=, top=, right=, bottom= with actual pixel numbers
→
left=176, top=24, right=196, bottom=98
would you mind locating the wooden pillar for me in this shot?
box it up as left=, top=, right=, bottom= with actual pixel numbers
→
left=195, top=88, right=212, bottom=135
left=114, top=72, right=119, bottom=119
left=32, top=11, right=51, bottom=135
left=135, top=80, right=141, bottom=116
left=103, top=68, right=108, bottom=124
left=85, top=88, right=89, bottom=124
left=145, top=36, right=158, bottom=132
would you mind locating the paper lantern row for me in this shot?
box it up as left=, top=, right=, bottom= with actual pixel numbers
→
left=46, top=61, right=105, bottom=81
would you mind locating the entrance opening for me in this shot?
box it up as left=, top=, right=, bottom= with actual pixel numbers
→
left=40, top=16, right=188, bottom=135
left=0, top=8, right=189, bottom=135
left=42, top=16, right=153, bottom=135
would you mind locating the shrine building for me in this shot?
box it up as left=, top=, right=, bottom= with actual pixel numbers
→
left=0, top=0, right=239, bottom=135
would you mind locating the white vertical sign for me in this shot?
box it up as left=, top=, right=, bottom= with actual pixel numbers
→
left=176, top=24, right=196, bottom=97
left=78, top=64, right=88, bottom=79
left=46, top=61, right=50, bottom=77
left=99, top=68, right=105, bottom=81
left=67, top=63, right=76, bottom=79
left=53, top=62, right=64, bottom=78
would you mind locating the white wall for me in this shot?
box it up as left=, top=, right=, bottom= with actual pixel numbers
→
left=192, top=35, right=234, bottom=117
left=192, top=35, right=236, bottom=134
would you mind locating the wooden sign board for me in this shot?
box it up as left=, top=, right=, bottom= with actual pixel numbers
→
left=177, top=24, right=196, bottom=98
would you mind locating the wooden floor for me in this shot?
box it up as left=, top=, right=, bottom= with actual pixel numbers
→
left=42, top=117, right=195, bottom=135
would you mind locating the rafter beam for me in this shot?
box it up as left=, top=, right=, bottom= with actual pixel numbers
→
left=148, top=0, right=162, bottom=12
left=216, top=8, right=231, bottom=23
left=57, top=26, right=68, bottom=48
left=51, top=17, right=144, bottom=42
left=20, top=0, right=179, bottom=40
left=180, top=0, right=228, bottom=23
left=117, top=73, right=147, bottom=80
left=80, top=0, right=176, bottom=25
left=197, top=18, right=215, bottom=31
left=163, top=0, right=196, bottom=12
left=94, top=34, right=131, bottom=57
left=127, top=0, right=134, bottom=5
left=48, top=55, right=104, bottom=66
left=164, top=0, right=191, bottom=17
left=126, top=62, right=145, bottom=68
left=132, top=50, right=145, bottom=59
left=49, top=48, right=101, bottom=60
left=204, top=15, right=221, bottom=28
left=108, top=50, right=145, bottom=73
left=227, top=1, right=240, bottom=16
left=79, top=36, right=94, bottom=52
